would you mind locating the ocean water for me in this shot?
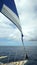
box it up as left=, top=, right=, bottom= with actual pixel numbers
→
left=0, top=46, right=37, bottom=63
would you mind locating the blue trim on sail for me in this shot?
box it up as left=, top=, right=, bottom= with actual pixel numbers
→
left=0, top=0, right=19, bottom=17
left=0, top=0, right=3, bottom=11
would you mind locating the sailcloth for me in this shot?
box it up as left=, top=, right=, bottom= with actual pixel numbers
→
left=0, top=0, right=22, bottom=33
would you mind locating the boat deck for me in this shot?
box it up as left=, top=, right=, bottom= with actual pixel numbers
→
left=0, top=60, right=37, bottom=65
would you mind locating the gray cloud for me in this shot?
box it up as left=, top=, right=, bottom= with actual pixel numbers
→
left=15, top=0, right=37, bottom=41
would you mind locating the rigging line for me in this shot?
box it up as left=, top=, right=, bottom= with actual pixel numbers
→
left=21, top=33, right=28, bottom=60
left=14, top=48, right=18, bottom=62
left=7, top=48, right=11, bottom=63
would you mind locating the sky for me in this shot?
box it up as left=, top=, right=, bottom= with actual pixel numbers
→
left=0, top=0, right=37, bottom=46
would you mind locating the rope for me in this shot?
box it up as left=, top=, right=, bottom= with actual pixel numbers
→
left=21, top=33, right=28, bottom=60
left=14, top=48, right=17, bottom=62
left=7, top=33, right=28, bottom=64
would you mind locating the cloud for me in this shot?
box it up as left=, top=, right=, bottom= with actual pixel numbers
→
left=0, top=13, right=21, bottom=41
left=15, top=0, right=37, bottom=41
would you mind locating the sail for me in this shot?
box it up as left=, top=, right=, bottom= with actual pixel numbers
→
left=0, top=0, right=22, bottom=33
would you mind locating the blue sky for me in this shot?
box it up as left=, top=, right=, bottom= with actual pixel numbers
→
left=0, top=0, right=37, bottom=46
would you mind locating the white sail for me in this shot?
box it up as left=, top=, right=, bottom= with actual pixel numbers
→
left=0, top=0, right=22, bottom=33
left=1, top=4, right=22, bottom=33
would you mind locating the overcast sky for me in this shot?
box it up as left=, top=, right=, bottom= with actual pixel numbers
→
left=0, top=0, right=37, bottom=46
left=15, top=0, right=37, bottom=41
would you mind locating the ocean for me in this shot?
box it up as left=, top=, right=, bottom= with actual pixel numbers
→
left=0, top=46, right=37, bottom=63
